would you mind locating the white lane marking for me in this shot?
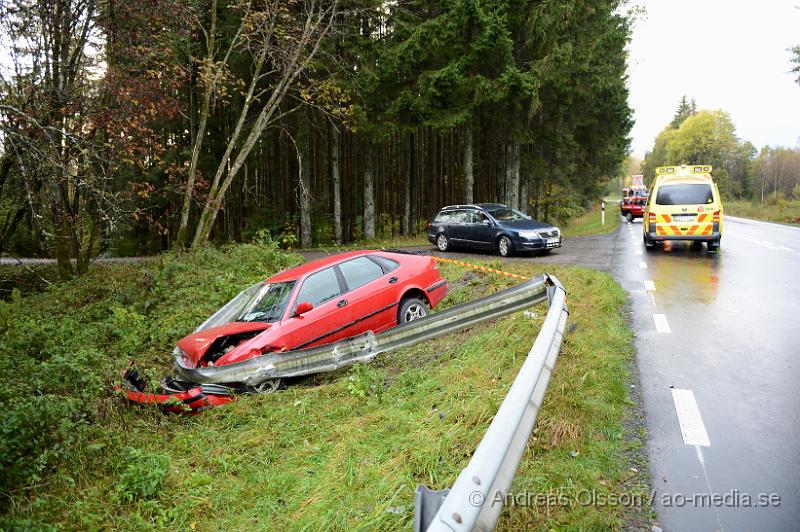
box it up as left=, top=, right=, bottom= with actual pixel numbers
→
left=635, top=249, right=642, bottom=256
left=779, top=246, right=793, bottom=251
left=653, top=313, right=670, bottom=333
left=671, top=388, right=710, bottom=447
left=695, top=445, right=725, bottom=530
left=648, top=292, right=657, bottom=307
left=639, top=261, right=648, bottom=269
left=644, top=280, right=656, bottom=291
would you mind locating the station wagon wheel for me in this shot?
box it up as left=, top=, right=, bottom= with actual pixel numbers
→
left=250, top=378, right=284, bottom=394
left=497, top=235, right=513, bottom=257
left=398, top=297, right=429, bottom=324
left=436, top=233, right=450, bottom=252
left=625, top=212, right=633, bottom=222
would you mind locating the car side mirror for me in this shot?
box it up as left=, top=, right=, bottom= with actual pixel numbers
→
left=294, top=301, right=313, bottom=316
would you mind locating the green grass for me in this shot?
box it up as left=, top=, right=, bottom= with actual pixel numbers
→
left=0, top=247, right=646, bottom=530
left=724, top=199, right=800, bottom=226
left=562, top=201, right=621, bottom=237
left=304, top=233, right=430, bottom=252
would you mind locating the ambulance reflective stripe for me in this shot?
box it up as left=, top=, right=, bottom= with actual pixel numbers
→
left=659, top=214, right=672, bottom=223
left=697, top=214, right=709, bottom=223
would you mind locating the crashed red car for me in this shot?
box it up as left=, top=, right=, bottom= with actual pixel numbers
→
left=121, top=250, right=448, bottom=412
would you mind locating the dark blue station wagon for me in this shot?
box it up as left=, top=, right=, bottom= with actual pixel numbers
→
left=427, top=203, right=562, bottom=257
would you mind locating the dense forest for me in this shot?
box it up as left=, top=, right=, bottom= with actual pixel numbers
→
left=0, top=0, right=633, bottom=276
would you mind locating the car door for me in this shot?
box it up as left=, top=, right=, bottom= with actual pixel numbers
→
left=336, top=255, right=399, bottom=333
left=281, top=266, right=350, bottom=350
left=447, top=210, right=469, bottom=243
left=465, top=210, right=493, bottom=248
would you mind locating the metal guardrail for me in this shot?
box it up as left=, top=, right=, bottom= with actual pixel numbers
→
left=414, top=277, right=569, bottom=532
left=174, top=274, right=554, bottom=386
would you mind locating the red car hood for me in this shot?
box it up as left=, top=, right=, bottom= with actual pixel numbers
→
left=176, top=321, right=271, bottom=366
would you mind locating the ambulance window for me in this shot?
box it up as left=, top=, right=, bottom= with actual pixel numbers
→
left=655, top=184, right=713, bottom=205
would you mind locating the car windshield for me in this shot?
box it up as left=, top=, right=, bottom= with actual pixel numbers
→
left=195, top=281, right=296, bottom=331
left=656, top=184, right=713, bottom=205
left=487, top=208, right=530, bottom=222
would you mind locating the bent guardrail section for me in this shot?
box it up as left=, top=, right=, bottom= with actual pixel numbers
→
left=174, top=275, right=553, bottom=386
left=414, top=277, right=568, bottom=532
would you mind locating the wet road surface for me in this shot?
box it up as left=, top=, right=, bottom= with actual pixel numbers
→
left=612, top=216, right=800, bottom=531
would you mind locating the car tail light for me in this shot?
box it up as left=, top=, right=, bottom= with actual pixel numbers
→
left=427, top=222, right=433, bottom=229
left=648, top=212, right=656, bottom=223
left=712, top=210, right=720, bottom=223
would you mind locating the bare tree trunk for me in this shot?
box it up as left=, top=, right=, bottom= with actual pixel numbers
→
left=331, top=126, right=342, bottom=244
left=175, top=0, right=220, bottom=249
left=506, top=143, right=520, bottom=209
left=363, top=140, right=375, bottom=240
left=403, top=134, right=411, bottom=235
left=464, top=123, right=474, bottom=204
left=299, top=124, right=312, bottom=248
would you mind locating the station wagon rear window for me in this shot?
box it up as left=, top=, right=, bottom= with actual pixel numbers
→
left=655, top=184, right=713, bottom=205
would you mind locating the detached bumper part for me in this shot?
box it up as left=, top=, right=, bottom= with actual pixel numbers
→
left=119, top=366, right=234, bottom=414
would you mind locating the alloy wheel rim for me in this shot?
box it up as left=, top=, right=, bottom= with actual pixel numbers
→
left=499, top=238, right=509, bottom=255
left=404, top=304, right=426, bottom=322
left=437, top=235, right=447, bottom=250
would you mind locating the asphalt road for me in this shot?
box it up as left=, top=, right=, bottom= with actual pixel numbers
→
left=301, top=231, right=620, bottom=272
left=612, top=216, right=800, bottom=531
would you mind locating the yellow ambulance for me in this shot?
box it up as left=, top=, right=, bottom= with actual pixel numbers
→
left=642, top=165, right=723, bottom=251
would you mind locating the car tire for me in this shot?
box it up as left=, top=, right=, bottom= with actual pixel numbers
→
left=436, top=233, right=450, bottom=252
left=625, top=212, right=633, bottom=223
left=497, top=235, right=513, bottom=257
left=398, top=297, right=429, bottom=324
left=643, top=234, right=654, bottom=250
left=707, top=239, right=720, bottom=252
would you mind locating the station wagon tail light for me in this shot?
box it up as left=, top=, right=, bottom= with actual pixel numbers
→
left=713, top=210, right=720, bottom=222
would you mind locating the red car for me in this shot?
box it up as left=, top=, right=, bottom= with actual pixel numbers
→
left=620, top=196, right=647, bottom=222
left=175, top=250, right=447, bottom=369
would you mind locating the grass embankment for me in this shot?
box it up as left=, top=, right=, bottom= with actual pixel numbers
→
left=0, top=243, right=648, bottom=529
left=724, top=199, right=800, bottom=226
left=562, top=201, right=621, bottom=238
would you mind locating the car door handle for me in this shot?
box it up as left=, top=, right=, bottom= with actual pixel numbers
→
left=337, top=299, right=348, bottom=307
left=389, top=277, right=398, bottom=284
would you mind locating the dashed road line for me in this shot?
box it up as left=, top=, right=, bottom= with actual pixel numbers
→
left=653, top=313, right=670, bottom=333
left=644, top=280, right=656, bottom=291
left=639, top=261, right=648, bottom=269
left=671, top=388, right=710, bottom=447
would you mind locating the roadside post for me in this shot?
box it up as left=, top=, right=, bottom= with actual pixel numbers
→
left=601, top=201, right=605, bottom=225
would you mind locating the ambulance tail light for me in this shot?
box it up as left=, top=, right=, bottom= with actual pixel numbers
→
left=649, top=212, right=656, bottom=223
left=713, top=210, right=720, bottom=223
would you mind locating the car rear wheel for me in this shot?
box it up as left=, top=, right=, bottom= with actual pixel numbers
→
left=398, top=297, right=429, bottom=324
left=707, top=239, right=720, bottom=252
left=436, top=233, right=450, bottom=252
left=643, top=234, right=654, bottom=250
left=497, top=235, right=513, bottom=257
left=625, top=212, right=633, bottom=222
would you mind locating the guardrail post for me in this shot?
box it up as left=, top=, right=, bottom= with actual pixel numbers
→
left=414, top=486, right=450, bottom=532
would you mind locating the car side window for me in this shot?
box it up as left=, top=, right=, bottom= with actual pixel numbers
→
left=370, top=255, right=400, bottom=273
left=435, top=211, right=452, bottom=223
left=295, top=267, right=341, bottom=309
left=450, top=210, right=468, bottom=223
left=471, top=211, right=488, bottom=224
left=339, top=256, right=385, bottom=292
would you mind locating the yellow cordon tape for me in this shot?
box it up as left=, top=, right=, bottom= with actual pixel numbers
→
left=431, top=256, right=530, bottom=281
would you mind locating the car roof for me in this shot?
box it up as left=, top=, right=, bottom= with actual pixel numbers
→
left=439, top=203, right=507, bottom=211
left=265, top=250, right=376, bottom=283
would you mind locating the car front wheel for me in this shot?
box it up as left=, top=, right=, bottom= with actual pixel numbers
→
left=626, top=212, right=633, bottom=222
left=497, top=235, right=513, bottom=257
left=398, top=297, right=429, bottom=324
left=436, top=233, right=450, bottom=252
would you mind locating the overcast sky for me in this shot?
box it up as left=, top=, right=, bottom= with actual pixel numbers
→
left=627, top=0, right=800, bottom=158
